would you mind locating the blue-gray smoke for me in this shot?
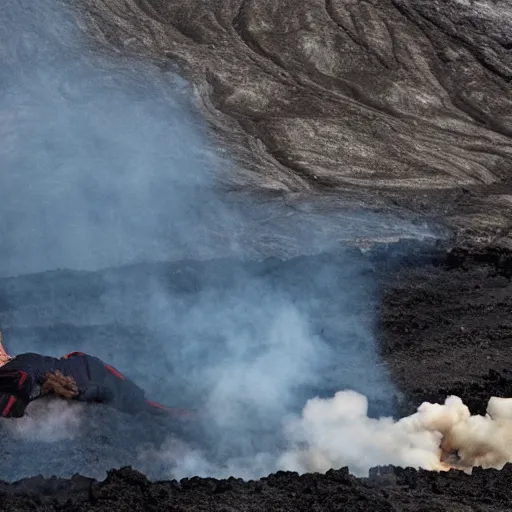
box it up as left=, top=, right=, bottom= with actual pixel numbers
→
left=0, top=0, right=431, bottom=482
left=0, top=0, right=232, bottom=277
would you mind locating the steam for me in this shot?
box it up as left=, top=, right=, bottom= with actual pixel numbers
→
left=0, top=0, right=436, bottom=279
left=0, top=0, right=234, bottom=278
left=0, top=0, right=508, bottom=486
left=139, top=390, right=512, bottom=480
left=279, top=391, right=512, bottom=476
left=129, top=263, right=396, bottom=480
left=5, top=398, right=83, bottom=442
left=0, top=0, right=438, bottom=483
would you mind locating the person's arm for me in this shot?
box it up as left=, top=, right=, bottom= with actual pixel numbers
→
left=41, top=371, right=78, bottom=399
left=40, top=371, right=113, bottom=403
left=77, top=383, right=114, bottom=403
left=58, top=353, right=114, bottom=403
left=0, top=370, right=77, bottom=417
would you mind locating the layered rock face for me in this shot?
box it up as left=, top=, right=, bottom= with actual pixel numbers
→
left=75, top=0, right=512, bottom=244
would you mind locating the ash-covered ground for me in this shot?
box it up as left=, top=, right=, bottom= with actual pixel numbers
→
left=1, top=0, right=512, bottom=510
left=1, top=243, right=512, bottom=511
left=0, top=244, right=401, bottom=482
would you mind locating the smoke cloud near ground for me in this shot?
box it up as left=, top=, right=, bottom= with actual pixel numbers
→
left=5, top=399, right=83, bottom=442
left=118, top=254, right=397, bottom=480
left=137, top=388, right=512, bottom=480
left=0, top=0, right=443, bottom=482
left=279, top=392, right=512, bottom=477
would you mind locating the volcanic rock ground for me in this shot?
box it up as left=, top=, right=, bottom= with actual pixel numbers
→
left=2, top=0, right=512, bottom=510
left=2, top=244, right=512, bottom=511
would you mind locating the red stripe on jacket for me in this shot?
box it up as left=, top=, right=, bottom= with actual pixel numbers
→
left=2, top=396, right=17, bottom=417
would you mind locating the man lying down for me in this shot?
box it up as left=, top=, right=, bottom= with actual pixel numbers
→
left=0, top=331, right=193, bottom=420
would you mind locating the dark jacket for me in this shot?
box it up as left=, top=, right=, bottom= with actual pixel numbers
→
left=0, top=351, right=147, bottom=417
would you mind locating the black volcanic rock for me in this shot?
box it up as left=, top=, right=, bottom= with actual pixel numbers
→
left=2, top=464, right=512, bottom=511
left=0, top=244, right=512, bottom=511
left=378, top=243, right=512, bottom=415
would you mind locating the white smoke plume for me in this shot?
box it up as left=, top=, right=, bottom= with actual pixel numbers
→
left=5, top=398, right=83, bottom=442
left=138, top=437, right=215, bottom=479
left=136, top=391, right=512, bottom=481
left=279, top=391, right=512, bottom=476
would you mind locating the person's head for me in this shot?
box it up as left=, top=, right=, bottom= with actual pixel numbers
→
left=0, top=331, right=12, bottom=367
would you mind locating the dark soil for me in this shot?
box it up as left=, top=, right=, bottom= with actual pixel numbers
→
left=1, top=243, right=512, bottom=511
left=2, top=464, right=512, bottom=512
left=379, top=244, right=512, bottom=417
